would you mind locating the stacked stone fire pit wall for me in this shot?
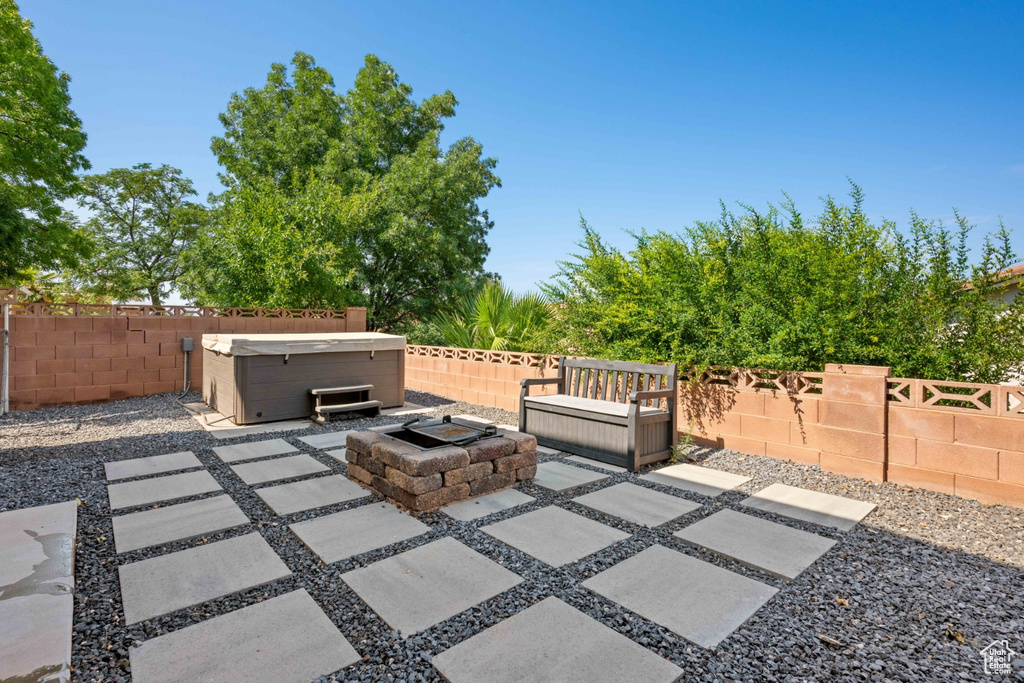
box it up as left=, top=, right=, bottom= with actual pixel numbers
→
left=345, top=430, right=538, bottom=514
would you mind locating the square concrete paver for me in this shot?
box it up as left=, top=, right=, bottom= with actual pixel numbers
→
left=256, top=475, right=369, bottom=515
left=673, top=509, right=837, bottom=580
left=113, top=495, right=250, bottom=553
left=212, top=438, right=299, bottom=463
left=432, top=597, right=683, bottom=683
left=118, top=532, right=291, bottom=624
left=533, top=461, right=609, bottom=493
left=583, top=544, right=778, bottom=649
left=230, top=454, right=330, bottom=485
left=565, top=455, right=627, bottom=473
left=452, top=414, right=493, bottom=425
left=130, top=589, right=359, bottom=683
left=640, top=463, right=751, bottom=497
left=740, top=483, right=877, bottom=531
left=574, top=483, right=701, bottom=527
left=442, top=489, right=536, bottom=522
left=481, top=506, right=629, bottom=567
left=342, top=537, right=522, bottom=638
left=323, top=448, right=347, bottom=463
left=298, top=430, right=354, bottom=449
left=104, top=451, right=202, bottom=481
left=107, top=470, right=222, bottom=510
left=535, top=445, right=561, bottom=456
left=290, top=502, right=429, bottom=563
left=0, top=501, right=77, bottom=683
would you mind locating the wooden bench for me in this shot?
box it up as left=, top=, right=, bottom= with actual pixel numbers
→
left=519, top=358, right=677, bottom=472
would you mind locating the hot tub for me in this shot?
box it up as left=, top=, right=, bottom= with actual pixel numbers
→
left=201, top=332, right=406, bottom=424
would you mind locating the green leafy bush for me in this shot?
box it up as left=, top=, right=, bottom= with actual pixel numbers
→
left=543, top=186, right=1024, bottom=382
left=429, top=280, right=551, bottom=352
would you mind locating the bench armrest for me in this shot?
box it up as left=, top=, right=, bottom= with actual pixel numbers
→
left=629, top=388, right=675, bottom=403
left=520, top=376, right=562, bottom=398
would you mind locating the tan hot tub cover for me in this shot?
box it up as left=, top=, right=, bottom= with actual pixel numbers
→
left=201, top=332, right=406, bottom=357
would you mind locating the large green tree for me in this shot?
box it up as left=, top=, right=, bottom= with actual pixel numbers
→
left=544, top=187, right=1024, bottom=383
left=0, top=0, right=90, bottom=279
left=182, top=53, right=499, bottom=328
left=75, top=164, right=207, bottom=305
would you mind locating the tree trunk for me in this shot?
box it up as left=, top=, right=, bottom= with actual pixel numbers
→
left=147, top=287, right=162, bottom=307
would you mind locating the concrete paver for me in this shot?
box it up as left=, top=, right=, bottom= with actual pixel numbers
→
left=298, top=431, right=354, bottom=449
left=256, top=475, right=369, bottom=515
left=574, top=483, right=701, bottom=527
left=107, top=471, right=222, bottom=510
left=212, top=438, right=299, bottom=463
left=104, top=451, right=202, bottom=481
left=112, top=495, right=250, bottom=554
left=230, top=454, right=330, bottom=485
left=442, top=489, right=535, bottom=522
left=533, top=461, right=609, bottom=493
left=740, top=483, right=877, bottom=531
left=640, top=463, right=751, bottom=497
left=289, top=502, right=429, bottom=563
left=481, top=506, right=629, bottom=567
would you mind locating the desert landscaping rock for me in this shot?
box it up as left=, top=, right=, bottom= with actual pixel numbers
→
left=104, top=451, right=202, bottom=481
left=442, top=488, right=536, bottom=521
left=532, top=461, right=609, bottom=492
left=431, top=597, right=684, bottom=683
left=298, top=430, right=355, bottom=449
left=482, top=505, right=629, bottom=567
left=107, top=470, right=222, bottom=510
left=565, top=454, right=627, bottom=473
left=118, top=532, right=291, bottom=624
left=740, top=482, right=878, bottom=531
left=289, top=502, right=429, bottom=563
left=255, top=474, right=369, bottom=515
left=673, top=509, right=837, bottom=580
left=342, top=537, right=523, bottom=638
left=640, top=462, right=751, bottom=497
left=112, top=495, right=249, bottom=554
left=573, top=482, right=701, bottom=527
left=0, top=501, right=77, bottom=683
left=211, top=438, right=299, bottom=463
left=129, top=589, right=360, bottom=683
left=583, top=544, right=778, bottom=649
left=229, top=454, right=330, bottom=485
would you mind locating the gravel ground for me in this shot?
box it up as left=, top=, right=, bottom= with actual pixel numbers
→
left=1, top=390, right=1023, bottom=682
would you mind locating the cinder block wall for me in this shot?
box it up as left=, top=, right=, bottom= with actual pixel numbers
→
left=7, top=308, right=367, bottom=410
left=407, top=348, right=1024, bottom=509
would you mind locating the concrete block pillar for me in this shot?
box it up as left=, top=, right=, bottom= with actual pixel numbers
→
left=820, top=364, right=890, bottom=483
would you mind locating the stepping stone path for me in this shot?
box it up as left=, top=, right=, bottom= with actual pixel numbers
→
left=640, top=462, right=751, bottom=497
left=298, top=430, right=353, bottom=449
left=532, top=461, right=609, bottom=492
left=432, top=596, right=684, bottom=683
left=452, top=414, right=493, bottom=425
left=574, top=482, right=701, bottom=527
left=118, top=532, right=291, bottom=624
left=230, top=454, right=330, bottom=485
left=0, top=501, right=77, bottom=683
left=583, top=544, right=778, bottom=649
left=740, top=483, right=877, bottom=531
left=290, top=502, right=429, bottom=563
left=535, top=445, right=561, bottom=456
left=212, top=438, right=298, bottom=463
left=442, top=489, right=536, bottom=522
left=674, top=509, right=837, bottom=580
left=342, top=537, right=522, bottom=638
left=482, top=506, right=629, bottom=567
left=130, top=589, right=359, bottom=683
left=256, top=474, right=369, bottom=515
left=112, top=495, right=250, bottom=554
left=565, top=454, right=627, bottom=473
left=104, top=451, right=202, bottom=481
left=107, top=470, right=222, bottom=510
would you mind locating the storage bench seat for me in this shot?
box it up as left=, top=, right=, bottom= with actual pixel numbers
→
left=519, top=358, right=678, bottom=472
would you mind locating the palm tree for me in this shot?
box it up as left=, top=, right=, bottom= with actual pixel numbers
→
left=432, top=280, right=551, bottom=352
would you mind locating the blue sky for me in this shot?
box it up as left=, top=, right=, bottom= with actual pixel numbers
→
left=22, top=0, right=1024, bottom=295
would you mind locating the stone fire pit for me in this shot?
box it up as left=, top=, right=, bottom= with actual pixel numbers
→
left=345, top=419, right=538, bottom=514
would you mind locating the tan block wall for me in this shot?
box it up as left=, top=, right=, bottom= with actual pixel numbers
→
left=404, top=353, right=559, bottom=413
left=7, top=309, right=366, bottom=410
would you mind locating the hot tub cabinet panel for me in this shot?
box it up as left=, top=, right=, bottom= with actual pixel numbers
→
left=202, top=333, right=405, bottom=424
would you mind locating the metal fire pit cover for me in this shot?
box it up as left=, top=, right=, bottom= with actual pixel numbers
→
left=403, top=416, right=496, bottom=445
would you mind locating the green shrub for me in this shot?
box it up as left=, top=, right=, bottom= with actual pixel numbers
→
left=430, top=280, right=551, bottom=352
left=542, top=186, right=1023, bottom=382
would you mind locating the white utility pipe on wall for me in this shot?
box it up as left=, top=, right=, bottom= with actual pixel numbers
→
left=1, top=300, right=9, bottom=416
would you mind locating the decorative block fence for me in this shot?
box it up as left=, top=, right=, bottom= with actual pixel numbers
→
left=406, top=347, right=1024, bottom=509
left=2, top=293, right=366, bottom=410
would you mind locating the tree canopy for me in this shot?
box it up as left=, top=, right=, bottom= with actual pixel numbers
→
left=0, top=0, right=90, bottom=279
left=543, top=187, right=1024, bottom=383
left=75, top=164, right=207, bottom=305
left=182, top=53, right=499, bottom=328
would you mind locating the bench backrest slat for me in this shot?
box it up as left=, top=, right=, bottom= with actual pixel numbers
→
left=558, top=357, right=677, bottom=409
